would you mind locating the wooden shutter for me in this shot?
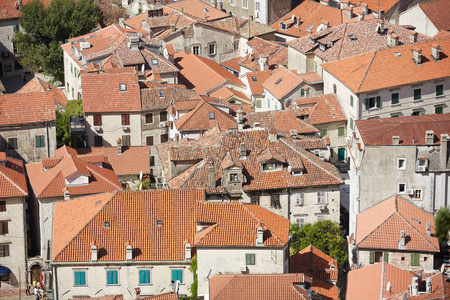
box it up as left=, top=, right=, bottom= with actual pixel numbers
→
left=369, top=251, right=374, bottom=264
left=376, top=96, right=381, bottom=107
left=94, top=114, right=102, bottom=126
left=121, top=114, right=130, bottom=125
left=365, top=99, right=369, bottom=110
left=383, top=252, right=389, bottom=263
left=411, top=253, right=420, bottom=266
left=0, top=201, right=5, bottom=212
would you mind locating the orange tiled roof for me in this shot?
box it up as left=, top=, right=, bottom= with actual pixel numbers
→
left=76, top=146, right=150, bottom=177
left=288, top=19, right=432, bottom=63
left=0, top=153, right=27, bottom=198
left=16, top=77, right=68, bottom=107
left=141, top=83, right=200, bottom=111
left=356, top=195, right=439, bottom=252
left=0, top=0, right=50, bottom=20
left=209, top=274, right=314, bottom=300
left=293, top=93, right=346, bottom=125
left=239, top=37, right=287, bottom=72
left=156, top=129, right=342, bottom=193
left=174, top=51, right=245, bottom=95
left=346, top=262, right=414, bottom=300
left=322, top=37, right=450, bottom=93
left=290, top=245, right=338, bottom=281
left=294, top=138, right=329, bottom=150
left=419, top=0, right=450, bottom=31
left=175, top=99, right=237, bottom=132
left=140, top=293, right=179, bottom=300
left=26, top=146, right=122, bottom=199
left=263, top=66, right=303, bottom=99
left=244, top=110, right=319, bottom=134
left=209, top=86, right=250, bottom=103
left=246, top=70, right=272, bottom=95
left=165, top=0, right=229, bottom=22
left=206, top=17, right=277, bottom=39
left=355, top=114, right=450, bottom=146
left=221, top=57, right=242, bottom=73
left=195, top=202, right=289, bottom=247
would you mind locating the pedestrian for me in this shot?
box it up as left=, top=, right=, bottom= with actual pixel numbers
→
left=34, top=286, right=39, bottom=300
left=26, top=284, right=31, bottom=295
left=39, top=287, right=44, bottom=299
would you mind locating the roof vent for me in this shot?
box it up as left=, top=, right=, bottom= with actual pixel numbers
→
left=411, top=47, right=422, bottom=65
left=425, top=130, right=434, bottom=145
left=392, top=136, right=400, bottom=145
left=399, top=230, right=406, bottom=249
left=432, top=44, right=442, bottom=62
left=268, top=130, right=277, bottom=142
left=426, top=222, right=431, bottom=236
left=80, top=41, right=91, bottom=50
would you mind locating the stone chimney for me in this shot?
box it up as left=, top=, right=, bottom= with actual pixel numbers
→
left=240, top=143, right=247, bottom=159
left=129, top=36, right=139, bottom=51
left=411, top=47, right=422, bottom=65
left=440, top=134, right=448, bottom=169
left=426, top=222, right=431, bottom=237
left=376, top=19, right=385, bottom=34
left=294, top=16, right=301, bottom=27
left=361, top=3, right=368, bottom=14
left=185, top=242, right=191, bottom=260
left=208, top=166, right=216, bottom=190
left=170, top=24, right=176, bottom=32
left=426, top=277, right=432, bottom=293
left=117, top=137, right=123, bottom=155
left=340, top=0, right=349, bottom=9
left=411, top=277, right=419, bottom=296
left=388, top=33, right=399, bottom=47
left=425, top=130, right=434, bottom=144
left=290, top=129, right=298, bottom=138
left=432, top=44, right=442, bottom=61
left=135, top=288, right=141, bottom=300
left=126, top=242, right=133, bottom=261
left=91, top=242, right=98, bottom=262
left=409, top=30, right=418, bottom=43
left=378, top=8, right=385, bottom=20
left=256, top=226, right=264, bottom=246
left=64, top=189, right=70, bottom=201
left=392, top=136, right=400, bottom=145
left=259, top=55, right=269, bottom=71
left=399, top=230, right=406, bottom=249
left=268, top=129, right=277, bottom=142
left=345, top=7, right=353, bottom=19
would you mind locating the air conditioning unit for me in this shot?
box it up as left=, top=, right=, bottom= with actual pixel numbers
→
left=240, top=266, right=247, bottom=273
left=407, top=189, right=414, bottom=195
left=94, top=126, right=100, bottom=131
left=417, top=166, right=427, bottom=172
left=319, top=205, right=327, bottom=211
left=159, top=122, right=166, bottom=128
left=122, top=126, right=128, bottom=130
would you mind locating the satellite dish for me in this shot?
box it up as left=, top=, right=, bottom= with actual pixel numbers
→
left=386, top=281, right=391, bottom=291
left=286, top=99, right=292, bottom=107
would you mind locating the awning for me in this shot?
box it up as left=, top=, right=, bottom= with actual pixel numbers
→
left=0, top=266, right=11, bottom=276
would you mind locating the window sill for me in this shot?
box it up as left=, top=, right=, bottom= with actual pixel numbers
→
left=413, top=98, right=423, bottom=102
left=391, top=103, right=400, bottom=107
left=436, top=95, right=445, bottom=98
left=73, top=285, right=89, bottom=287
left=138, top=284, right=153, bottom=286
left=106, top=284, right=121, bottom=286
left=293, top=204, right=304, bottom=207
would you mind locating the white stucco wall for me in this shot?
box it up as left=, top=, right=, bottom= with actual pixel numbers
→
left=63, top=50, right=82, bottom=100
left=399, top=5, right=439, bottom=37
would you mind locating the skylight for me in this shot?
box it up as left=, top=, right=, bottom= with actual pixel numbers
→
left=156, top=220, right=162, bottom=226
left=204, top=8, right=209, bottom=13
left=104, top=221, right=110, bottom=228
left=394, top=52, right=402, bottom=57
left=306, top=25, right=315, bottom=31
left=252, top=76, right=257, bottom=82
left=348, top=34, right=357, bottom=41
left=158, top=91, right=164, bottom=97
left=275, top=78, right=282, bottom=85
left=152, top=59, right=159, bottom=65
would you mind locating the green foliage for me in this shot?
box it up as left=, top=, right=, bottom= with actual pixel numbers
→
left=56, top=100, right=83, bottom=147
left=289, top=220, right=348, bottom=266
left=14, top=0, right=102, bottom=83
left=188, top=255, right=198, bottom=297
left=435, top=207, right=450, bottom=243
left=134, top=173, right=153, bottom=190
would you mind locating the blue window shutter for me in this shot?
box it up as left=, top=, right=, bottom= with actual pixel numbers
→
left=113, top=271, right=118, bottom=284
left=107, top=271, right=111, bottom=284
left=139, top=270, right=144, bottom=284
left=139, top=270, right=150, bottom=284
left=172, top=269, right=182, bottom=283
left=74, top=271, right=79, bottom=285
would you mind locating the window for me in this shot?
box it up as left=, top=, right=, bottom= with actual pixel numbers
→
left=209, top=112, right=215, bottom=120
left=317, top=215, right=326, bottom=222
left=120, top=84, right=127, bottom=91
left=0, top=222, right=8, bottom=234
left=234, top=40, right=239, bottom=50
left=350, top=95, right=353, bottom=107
left=230, top=0, right=235, bottom=5
left=267, top=98, right=270, bottom=109
left=93, top=114, right=102, bottom=126
left=0, top=202, right=5, bottom=212
left=280, top=22, right=286, bottom=30
left=413, top=88, right=421, bottom=100
left=122, top=135, right=131, bottom=147
left=106, top=270, right=118, bottom=285
left=139, top=270, right=151, bottom=284
left=192, top=45, right=200, bottom=55
left=171, top=269, right=183, bottom=283
left=72, top=88, right=74, bottom=99
left=338, top=127, right=345, bottom=137
left=71, top=63, right=73, bottom=75
left=364, top=96, right=381, bottom=109
left=436, top=84, right=443, bottom=96
left=369, top=251, right=375, bottom=264
left=250, top=196, right=259, bottom=205
left=121, top=114, right=130, bottom=126
left=246, top=253, right=255, bottom=265
left=384, top=252, right=389, bottom=263
left=161, top=134, right=168, bottom=143
left=150, top=156, right=155, bottom=167
left=104, top=221, right=110, bottom=228
left=158, top=91, right=164, bottom=98
left=319, top=129, right=327, bottom=137
left=74, top=271, right=86, bottom=286
left=295, top=192, right=304, bottom=206
left=160, top=111, right=167, bottom=122
left=436, top=106, right=443, bottom=114
left=242, top=0, right=248, bottom=8
left=255, top=1, right=260, bottom=10
left=13, top=24, right=19, bottom=32
left=295, top=217, right=305, bottom=227
left=94, top=136, right=103, bottom=147
left=7, top=137, right=18, bottom=150
left=350, top=118, right=354, bottom=130
left=271, top=195, right=281, bottom=208
left=146, top=136, right=154, bottom=146
left=255, top=100, right=262, bottom=108
left=36, top=135, right=46, bottom=148
left=397, top=158, right=406, bottom=170
left=316, top=191, right=326, bottom=204
left=144, top=114, right=154, bottom=125
left=300, top=88, right=305, bottom=97
left=411, top=110, right=425, bottom=116
left=275, top=78, right=282, bottom=85
left=414, top=189, right=422, bottom=200
left=411, top=253, right=420, bottom=266
left=0, top=245, right=9, bottom=257
left=151, top=59, right=159, bottom=65
left=338, top=148, right=345, bottom=161
left=314, top=61, right=318, bottom=72
left=398, top=183, right=406, bottom=194
left=208, top=43, right=216, bottom=56
left=391, top=93, right=399, bottom=104
left=230, top=173, right=239, bottom=182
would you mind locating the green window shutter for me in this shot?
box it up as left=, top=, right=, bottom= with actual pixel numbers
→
left=411, top=253, right=420, bottom=266
left=391, top=93, right=399, bottom=104
left=36, top=135, right=45, bottom=148
left=139, top=270, right=150, bottom=284
left=414, top=89, right=421, bottom=100
left=150, top=156, right=155, bottom=166
left=383, top=252, right=389, bottom=263
left=364, top=99, right=369, bottom=110
left=320, top=129, right=327, bottom=137
left=13, top=24, right=19, bottom=32
left=376, top=96, right=381, bottom=108
left=172, top=269, right=183, bottom=283
left=338, top=127, right=345, bottom=137
left=369, top=251, right=375, bottom=264
left=338, top=148, right=345, bottom=161
left=301, top=88, right=305, bottom=96
left=436, top=84, right=443, bottom=96
left=420, top=110, right=425, bottom=115
left=350, top=118, right=354, bottom=130
left=436, top=106, right=443, bottom=114
left=246, top=253, right=255, bottom=265
left=350, top=95, right=353, bottom=107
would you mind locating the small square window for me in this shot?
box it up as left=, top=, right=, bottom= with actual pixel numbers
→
left=209, top=112, right=215, bottom=120
left=158, top=91, right=164, bottom=98
left=414, top=189, right=422, bottom=200
left=120, top=84, right=127, bottom=91
left=320, top=129, right=327, bottom=137
left=436, top=84, right=443, bottom=96
left=36, top=135, right=45, bottom=148
left=398, top=183, right=406, bottom=194
left=391, top=93, right=399, bottom=104
left=7, top=137, right=18, bottom=150
left=230, top=173, right=239, bottom=182
left=192, top=45, right=200, bottom=55
left=208, top=43, right=216, bottom=56
left=338, top=127, right=345, bottom=137
left=246, top=253, right=255, bottom=265
left=271, top=195, right=281, bottom=208
left=397, top=158, right=406, bottom=170
left=104, top=221, right=110, bottom=228
left=252, top=76, right=257, bottom=82
left=151, top=59, right=159, bottom=65
left=146, top=136, right=154, bottom=146
left=435, top=106, right=443, bottom=114
left=145, top=113, right=153, bottom=124
left=413, top=88, right=421, bottom=100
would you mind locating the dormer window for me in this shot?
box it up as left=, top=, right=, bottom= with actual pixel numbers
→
left=306, top=25, right=314, bottom=31
left=292, top=169, right=303, bottom=176
left=280, top=22, right=287, bottom=30
left=209, top=112, right=215, bottom=120
left=120, top=84, right=127, bottom=91
left=252, top=76, right=257, bottom=82
left=348, top=34, right=357, bottom=41
left=319, top=43, right=326, bottom=51
left=158, top=91, right=164, bottom=98
left=104, top=221, right=110, bottom=228
left=230, top=173, right=239, bottom=182
left=262, top=162, right=282, bottom=171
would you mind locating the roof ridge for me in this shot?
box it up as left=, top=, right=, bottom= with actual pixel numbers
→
left=176, top=99, right=204, bottom=129
left=195, top=223, right=219, bottom=245
left=53, top=191, right=118, bottom=261
left=396, top=211, right=439, bottom=251
left=356, top=50, right=377, bottom=93
left=357, top=212, right=397, bottom=246
left=336, top=23, right=348, bottom=60
left=169, top=160, right=204, bottom=189
left=215, top=274, right=238, bottom=299
left=362, top=122, right=405, bottom=144
left=0, top=167, right=27, bottom=196
left=85, top=164, right=122, bottom=190
left=242, top=204, right=285, bottom=246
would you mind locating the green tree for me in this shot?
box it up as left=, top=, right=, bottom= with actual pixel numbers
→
left=435, top=207, right=450, bottom=243
left=56, top=99, right=83, bottom=147
left=188, top=255, right=198, bottom=297
left=14, top=0, right=102, bottom=83
left=290, top=220, right=348, bottom=266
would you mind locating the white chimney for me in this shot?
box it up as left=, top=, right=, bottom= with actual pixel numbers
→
left=117, top=137, right=123, bottom=155
left=129, top=36, right=139, bottom=51
left=392, top=136, right=400, bottom=145
left=64, top=189, right=70, bottom=201
left=268, top=130, right=277, bottom=142
left=185, top=242, right=191, bottom=260
left=376, top=19, right=385, bottom=34
left=412, top=47, right=423, bottom=65
left=426, top=130, right=434, bottom=145
left=441, top=134, right=448, bottom=169
left=345, top=7, right=353, bottom=19
left=126, top=243, right=133, bottom=261
left=290, top=129, right=298, bottom=138
left=259, top=55, right=269, bottom=71
left=361, top=3, right=368, bottom=14
left=432, top=44, right=442, bottom=61
left=388, top=33, right=399, bottom=47
left=256, top=226, right=264, bottom=246
left=91, top=243, right=98, bottom=262
left=426, top=222, right=431, bottom=237
left=240, top=143, right=246, bottom=159
left=399, top=230, right=406, bottom=249
left=411, top=277, right=419, bottom=296
left=409, top=30, right=418, bottom=43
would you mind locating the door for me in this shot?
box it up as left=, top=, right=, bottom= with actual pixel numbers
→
left=338, top=148, right=345, bottom=161
left=30, top=265, right=41, bottom=286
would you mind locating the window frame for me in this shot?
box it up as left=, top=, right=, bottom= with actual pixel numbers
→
left=35, top=135, right=45, bottom=148
left=106, top=270, right=119, bottom=285
left=192, top=45, right=200, bottom=56
left=122, top=135, right=131, bottom=147
left=121, top=114, right=130, bottom=126
left=316, top=191, right=326, bottom=204
left=365, top=96, right=381, bottom=109
left=270, top=194, right=281, bottom=208
left=391, top=92, right=399, bottom=105
left=435, top=106, right=443, bottom=114
left=413, top=88, right=421, bottom=100
left=398, top=183, right=406, bottom=194
left=160, top=111, right=168, bottom=122
left=0, top=244, right=10, bottom=257
left=242, top=0, right=248, bottom=8
left=209, top=112, right=215, bottom=120
left=295, top=192, right=304, bottom=206
left=246, top=253, right=255, bottom=265
left=208, top=42, right=216, bottom=56
left=338, top=127, right=345, bottom=137
left=413, top=189, right=423, bottom=200
left=7, top=137, right=18, bottom=150
left=397, top=158, right=406, bottom=170
left=146, top=136, right=154, bottom=146
left=0, top=202, right=5, bottom=212
left=94, top=136, right=103, bottom=147
left=0, top=221, right=8, bottom=235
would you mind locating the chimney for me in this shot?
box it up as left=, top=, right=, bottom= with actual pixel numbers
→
left=18, top=0, right=22, bottom=10
left=259, top=55, right=269, bottom=71
left=376, top=19, right=385, bottom=34
left=425, top=130, right=434, bottom=144
left=252, top=122, right=261, bottom=128
left=399, top=230, right=406, bottom=249
left=432, top=44, right=442, bottom=61
left=91, top=242, right=98, bottom=262
left=321, top=21, right=329, bottom=30
left=345, top=7, right=353, bottom=19
left=320, top=0, right=329, bottom=6
left=126, top=242, right=133, bottom=261
left=129, top=36, right=139, bottom=51
left=340, top=0, right=349, bottom=9
left=426, top=277, right=432, bottom=293
left=135, top=287, right=141, bottom=300
left=64, top=189, right=70, bottom=201
left=411, top=277, right=419, bottom=296
left=208, top=166, right=216, bottom=190
left=409, top=30, right=418, bottom=43
left=378, top=8, right=385, bottom=20
left=290, top=129, right=298, bottom=138
left=268, top=129, right=277, bottom=142
left=185, top=242, right=191, bottom=260
left=426, top=222, right=431, bottom=237
left=411, top=47, right=422, bottom=65
left=440, top=134, right=448, bottom=169
left=388, top=34, right=399, bottom=47
left=122, top=0, right=128, bottom=7
left=240, top=143, right=247, bottom=159
left=361, top=3, right=368, bottom=14
left=256, top=226, right=264, bottom=246
left=294, top=16, right=301, bottom=27
left=117, top=137, right=123, bottom=155
left=392, top=136, right=400, bottom=145
left=170, top=24, right=176, bottom=32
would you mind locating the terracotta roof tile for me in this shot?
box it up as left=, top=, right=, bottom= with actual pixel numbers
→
left=356, top=195, right=439, bottom=252
left=0, top=0, right=50, bottom=20
left=322, top=37, right=450, bottom=93
left=206, top=17, right=277, bottom=39
left=209, top=86, right=250, bottom=103
left=245, top=70, right=272, bottom=95
left=221, top=57, right=242, bottom=73
left=262, top=66, right=303, bottom=99
left=141, top=84, right=200, bottom=111
left=165, top=0, right=229, bottom=22
left=239, top=37, right=287, bottom=71
left=140, top=293, right=179, bottom=300
left=26, top=146, right=122, bottom=199
left=293, top=93, right=346, bottom=125
left=244, top=110, right=319, bottom=134
left=355, top=114, right=450, bottom=146
left=0, top=153, right=27, bottom=198
left=294, top=138, right=329, bottom=149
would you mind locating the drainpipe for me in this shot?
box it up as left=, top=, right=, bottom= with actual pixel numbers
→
left=46, top=123, right=50, bottom=158
left=52, top=264, right=58, bottom=300
left=287, top=188, right=291, bottom=222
